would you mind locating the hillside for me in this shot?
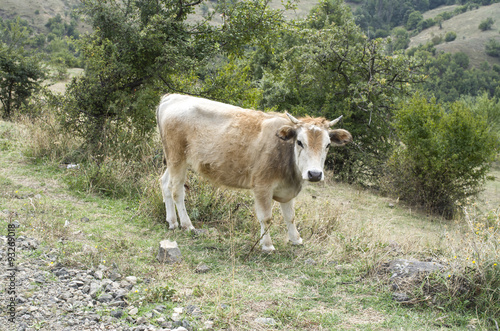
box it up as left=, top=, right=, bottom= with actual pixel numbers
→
left=410, top=3, right=500, bottom=67
left=2, top=114, right=500, bottom=328
left=0, top=0, right=84, bottom=34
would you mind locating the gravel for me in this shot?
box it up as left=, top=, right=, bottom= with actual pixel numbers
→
left=0, top=235, right=211, bottom=331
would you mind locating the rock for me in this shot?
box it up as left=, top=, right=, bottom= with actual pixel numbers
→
left=89, top=282, right=101, bottom=299
left=109, top=271, right=122, bottom=281
left=186, top=305, right=202, bottom=316
left=195, top=263, right=211, bottom=274
left=20, top=238, right=38, bottom=250
left=136, top=316, right=147, bottom=325
left=389, top=259, right=445, bottom=279
left=129, top=307, right=139, bottom=316
left=393, top=292, right=410, bottom=302
left=171, top=311, right=182, bottom=322
left=111, top=309, right=123, bottom=319
left=254, top=317, right=276, bottom=325
left=204, top=321, right=214, bottom=329
left=125, top=276, right=138, bottom=285
left=81, top=217, right=90, bottom=222
left=97, top=293, right=113, bottom=303
left=154, top=304, right=166, bottom=312
left=157, top=240, right=182, bottom=263
left=94, top=270, right=104, bottom=280
left=388, top=203, right=395, bottom=208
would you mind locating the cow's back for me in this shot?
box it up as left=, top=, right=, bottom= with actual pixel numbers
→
left=157, top=94, right=287, bottom=189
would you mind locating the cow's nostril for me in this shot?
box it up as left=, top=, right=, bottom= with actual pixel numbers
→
left=308, top=170, right=322, bottom=182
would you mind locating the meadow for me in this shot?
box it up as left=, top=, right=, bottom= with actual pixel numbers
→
left=1, top=114, right=499, bottom=329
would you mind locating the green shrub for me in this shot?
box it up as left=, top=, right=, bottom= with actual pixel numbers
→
left=479, top=17, right=494, bottom=31
left=486, top=38, right=500, bottom=57
left=384, top=95, right=498, bottom=217
left=445, top=31, right=457, bottom=42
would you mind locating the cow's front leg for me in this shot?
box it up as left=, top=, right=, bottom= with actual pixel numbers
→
left=280, top=200, right=303, bottom=245
left=254, top=191, right=275, bottom=252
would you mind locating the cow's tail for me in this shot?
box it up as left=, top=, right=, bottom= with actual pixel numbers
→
left=156, top=94, right=171, bottom=166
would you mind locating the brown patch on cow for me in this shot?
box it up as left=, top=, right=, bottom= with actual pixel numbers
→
left=299, top=116, right=329, bottom=127
left=306, top=125, right=327, bottom=154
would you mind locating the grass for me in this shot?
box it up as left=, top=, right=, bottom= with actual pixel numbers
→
left=1, top=116, right=499, bottom=330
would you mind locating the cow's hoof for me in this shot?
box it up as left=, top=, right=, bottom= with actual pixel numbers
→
left=168, top=222, right=178, bottom=230
left=290, top=237, right=303, bottom=245
left=181, top=224, right=195, bottom=231
left=262, top=245, right=276, bottom=253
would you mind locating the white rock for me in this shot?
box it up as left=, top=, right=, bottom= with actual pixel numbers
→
left=157, top=240, right=182, bottom=263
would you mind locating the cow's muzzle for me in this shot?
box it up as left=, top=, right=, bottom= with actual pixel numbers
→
left=307, top=170, right=323, bottom=182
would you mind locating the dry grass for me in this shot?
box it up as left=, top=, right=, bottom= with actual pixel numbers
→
left=0, top=0, right=90, bottom=34
left=2, top=115, right=500, bottom=328
left=410, top=3, right=500, bottom=68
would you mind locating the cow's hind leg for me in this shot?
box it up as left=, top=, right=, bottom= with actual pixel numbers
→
left=160, top=169, right=178, bottom=229
left=168, top=164, right=195, bottom=230
left=280, top=200, right=303, bottom=245
left=254, top=191, right=275, bottom=252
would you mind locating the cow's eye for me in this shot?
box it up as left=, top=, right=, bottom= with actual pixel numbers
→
left=326, top=143, right=331, bottom=149
left=297, top=140, right=304, bottom=148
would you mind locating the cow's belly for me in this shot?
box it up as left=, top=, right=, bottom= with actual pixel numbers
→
left=192, top=161, right=254, bottom=190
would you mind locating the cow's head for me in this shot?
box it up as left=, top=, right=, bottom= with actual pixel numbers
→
left=277, top=113, right=352, bottom=182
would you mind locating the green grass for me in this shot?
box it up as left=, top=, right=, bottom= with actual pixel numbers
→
left=1, top=119, right=499, bottom=329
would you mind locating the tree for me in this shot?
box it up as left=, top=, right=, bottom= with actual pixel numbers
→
left=61, top=0, right=290, bottom=154
left=406, top=11, right=423, bottom=30
left=0, top=18, right=46, bottom=119
left=256, top=0, right=425, bottom=184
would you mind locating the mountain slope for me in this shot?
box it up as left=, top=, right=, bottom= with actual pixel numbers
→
left=410, top=3, right=500, bottom=67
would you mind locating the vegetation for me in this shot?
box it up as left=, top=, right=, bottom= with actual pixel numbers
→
left=384, top=94, right=498, bottom=217
left=478, top=17, right=495, bottom=31
left=0, top=18, right=46, bottom=119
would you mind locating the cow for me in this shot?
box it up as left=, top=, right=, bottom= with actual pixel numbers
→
left=156, top=94, right=352, bottom=252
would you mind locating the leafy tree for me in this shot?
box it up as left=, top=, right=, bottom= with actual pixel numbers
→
left=388, top=27, right=410, bottom=51
left=61, top=0, right=289, bottom=154
left=0, top=18, right=46, bottom=119
left=406, top=11, right=423, bottom=30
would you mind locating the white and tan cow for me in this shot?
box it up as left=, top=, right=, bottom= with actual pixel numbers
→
left=156, top=94, right=352, bottom=251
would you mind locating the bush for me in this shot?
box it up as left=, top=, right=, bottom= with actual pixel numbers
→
left=479, top=17, right=494, bottom=31
left=384, top=95, right=498, bottom=217
left=445, top=31, right=457, bottom=42
left=431, top=34, right=443, bottom=45
left=486, top=38, right=500, bottom=57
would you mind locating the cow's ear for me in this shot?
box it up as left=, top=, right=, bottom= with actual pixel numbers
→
left=276, top=125, right=297, bottom=141
left=329, top=129, right=352, bottom=146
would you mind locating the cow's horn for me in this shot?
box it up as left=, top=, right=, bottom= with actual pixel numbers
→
left=285, top=112, right=300, bottom=124
left=329, top=115, right=343, bottom=127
